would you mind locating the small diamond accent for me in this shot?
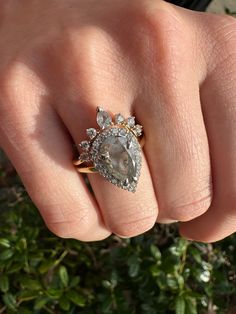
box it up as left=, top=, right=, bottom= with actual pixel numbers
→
left=96, top=107, right=112, bottom=129
left=133, top=124, right=143, bottom=137
left=79, top=140, right=90, bottom=150
left=115, top=113, right=125, bottom=124
left=119, top=128, right=126, bottom=136
left=79, top=152, right=90, bottom=162
left=126, top=116, right=135, bottom=127
left=86, top=128, right=97, bottom=139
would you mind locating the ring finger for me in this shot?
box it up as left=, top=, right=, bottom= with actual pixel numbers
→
left=53, top=34, right=159, bottom=237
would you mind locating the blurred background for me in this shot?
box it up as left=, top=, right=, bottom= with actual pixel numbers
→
left=0, top=1, right=236, bottom=314
left=207, top=0, right=236, bottom=13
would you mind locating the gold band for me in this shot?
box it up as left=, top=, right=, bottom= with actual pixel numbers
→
left=73, top=135, right=145, bottom=174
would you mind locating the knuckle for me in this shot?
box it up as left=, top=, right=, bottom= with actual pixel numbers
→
left=41, top=204, right=95, bottom=241
left=165, top=193, right=212, bottom=222
left=134, top=0, right=179, bottom=29
left=216, top=14, right=236, bottom=38
left=0, top=61, right=45, bottom=115
left=207, top=15, right=236, bottom=73
left=110, top=206, right=158, bottom=237
left=113, top=215, right=156, bottom=238
left=130, top=0, right=188, bottom=65
left=66, top=26, right=133, bottom=101
left=220, top=27, right=236, bottom=58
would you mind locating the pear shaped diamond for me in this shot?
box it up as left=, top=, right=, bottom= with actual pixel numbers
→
left=90, top=127, right=142, bottom=192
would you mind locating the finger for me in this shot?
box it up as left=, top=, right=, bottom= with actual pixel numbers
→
left=139, top=81, right=211, bottom=223
left=54, top=27, right=158, bottom=237
left=0, top=61, right=111, bottom=241
left=134, top=15, right=212, bottom=223
left=90, top=151, right=157, bottom=237
left=180, top=21, right=236, bottom=241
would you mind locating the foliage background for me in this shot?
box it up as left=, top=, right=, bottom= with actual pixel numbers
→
left=1, top=148, right=236, bottom=314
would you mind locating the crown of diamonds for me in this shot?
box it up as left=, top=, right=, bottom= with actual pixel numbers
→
left=77, top=106, right=143, bottom=162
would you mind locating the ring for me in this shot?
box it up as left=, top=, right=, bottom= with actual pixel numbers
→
left=73, top=107, right=144, bottom=192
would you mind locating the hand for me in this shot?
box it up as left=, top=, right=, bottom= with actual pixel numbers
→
left=0, top=0, right=236, bottom=242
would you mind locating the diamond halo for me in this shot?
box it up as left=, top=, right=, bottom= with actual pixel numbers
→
left=76, top=107, right=143, bottom=192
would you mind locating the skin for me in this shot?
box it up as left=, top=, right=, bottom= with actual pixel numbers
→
left=0, top=0, right=236, bottom=242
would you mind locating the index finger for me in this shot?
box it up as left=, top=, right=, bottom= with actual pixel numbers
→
left=0, top=62, right=110, bottom=241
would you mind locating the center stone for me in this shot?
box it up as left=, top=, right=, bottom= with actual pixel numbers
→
left=99, top=135, right=136, bottom=182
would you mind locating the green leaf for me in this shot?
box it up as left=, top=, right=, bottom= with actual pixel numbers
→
left=0, top=275, right=9, bottom=292
left=59, top=295, right=70, bottom=311
left=34, top=297, right=49, bottom=310
left=7, top=262, right=22, bottom=273
left=101, top=297, right=112, bottom=313
left=162, top=254, right=179, bottom=273
left=150, top=264, right=161, bottom=277
left=16, top=238, right=27, bottom=251
left=59, top=265, right=69, bottom=287
left=18, top=290, right=39, bottom=302
left=2, top=293, right=17, bottom=311
left=175, top=295, right=185, bottom=314
left=177, top=275, right=185, bottom=290
left=177, top=239, right=189, bottom=254
left=20, top=278, right=42, bottom=291
left=150, top=245, right=161, bottom=260
left=46, top=288, right=62, bottom=299
left=69, top=276, right=80, bottom=288
left=185, top=297, right=197, bottom=314
left=66, top=290, right=86, bottom=307
left=110, top=270, right=118, bottom=288
left=102, top=280, right=112, bottom=289
left=128, top=255, right=140, bottom=278
left=170, top=239, right=188, bottom=257
left=38, top=259, right=55, bottom=274
left=0, top=249, right=14, bottom=260
left=167, top=276, right=178, bottom=291
left=0, top=238, right=11, bottom=248
left=188, top=247, right=202, bottom=264
left=17, top=307, right=32, bottom=314
left=129, top=263, right=139, bottom=277
left=156, top=272, right=168, bottom=290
